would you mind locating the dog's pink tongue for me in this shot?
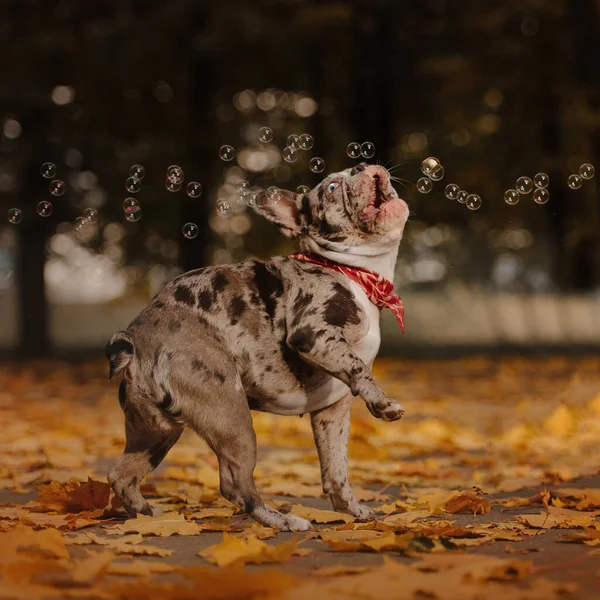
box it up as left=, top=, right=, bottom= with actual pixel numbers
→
left=362, top=205, right=379, bottom=222
left=380, top=199, right=406, bottom=219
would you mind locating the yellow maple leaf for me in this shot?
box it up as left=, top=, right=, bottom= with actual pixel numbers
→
left=106, top=511, right=202, bottom=536
left=199, top=533, right=298, bottom=567
left=543, top=404, right=576, bottom=438
left=288, top=504, right=355, bottom=523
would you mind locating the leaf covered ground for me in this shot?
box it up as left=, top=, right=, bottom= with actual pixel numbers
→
left=1, top=356, right=600, bottom=599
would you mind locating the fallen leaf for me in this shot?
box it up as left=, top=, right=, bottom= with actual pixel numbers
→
left=288, top=504, right=355, bottom=524
left=0, top=523, right=69, bottom=560
left=107, top=559, right=175, bottom=576
left=199, top=533, right=298, bottom=567
left=106, top=511, right=202, bottom=536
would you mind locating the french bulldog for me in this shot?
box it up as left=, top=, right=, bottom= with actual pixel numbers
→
left=106, top=162, right=409, bottom=531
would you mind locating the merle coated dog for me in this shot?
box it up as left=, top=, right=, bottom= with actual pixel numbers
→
left=106, top=163, right=409, bottom=531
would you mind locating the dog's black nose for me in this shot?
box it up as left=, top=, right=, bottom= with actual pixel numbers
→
left=350, top=163, right=367, bottom=176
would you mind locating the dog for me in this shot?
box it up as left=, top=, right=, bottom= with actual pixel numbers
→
left=106, top=162, right=409, bottom=531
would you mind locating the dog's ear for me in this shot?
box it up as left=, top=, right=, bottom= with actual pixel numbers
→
left=256, top=189, right=304, bottom=239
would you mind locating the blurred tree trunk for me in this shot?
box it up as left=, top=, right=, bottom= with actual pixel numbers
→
left=18, top=150, right=52, bottom=358
left=352, top=5, right=397, bottom=164
left=181, top=7, right=217, bottom=273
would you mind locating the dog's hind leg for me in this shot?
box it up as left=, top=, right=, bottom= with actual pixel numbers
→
left=171, top=354, right=311, bottom=532
left=311, top=394, right=375, bottom=519
left=108, top=381, right=183, bottom=517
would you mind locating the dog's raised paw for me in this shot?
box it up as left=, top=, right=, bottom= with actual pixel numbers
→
left=367, top=398, right=405, bottom=422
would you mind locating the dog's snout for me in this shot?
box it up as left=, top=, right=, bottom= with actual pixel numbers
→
left=350, top=163, right=367, bottom=176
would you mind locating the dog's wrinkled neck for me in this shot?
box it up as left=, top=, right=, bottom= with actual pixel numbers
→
left=299, top=238, right=401, bottom=282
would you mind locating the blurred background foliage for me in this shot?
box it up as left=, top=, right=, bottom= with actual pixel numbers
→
left=0, top=0, right=599, bottom=357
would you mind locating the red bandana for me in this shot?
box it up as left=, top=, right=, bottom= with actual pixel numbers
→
left=290, top=252, right=405, bottom=334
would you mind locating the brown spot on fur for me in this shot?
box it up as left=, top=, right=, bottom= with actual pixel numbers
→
left=229, top=295, right=247, bottom=324
left=198, top=289, right=213, bottom=310
left=174, top=285, right=195, bottom=306
left=324, top=283, right=361, bottom=328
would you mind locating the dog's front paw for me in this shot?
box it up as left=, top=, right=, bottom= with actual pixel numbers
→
left=350, top=503, right=376, bottom=520
left=280, top=514, right=312, bottom=532
left=366, top=396, right=404, bottom=421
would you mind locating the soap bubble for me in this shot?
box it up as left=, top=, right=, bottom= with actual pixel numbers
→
left=416, top=177, right=432, bottom=193
left=219, top=145, right=235, bottom=161
left=421, top=157, right=441, bottom=176
left=49, top=179, right=66, bottom=196
left=456, top=190, right=468, bottom=204
left=182, top=222, right=199, bottom=239
left=346, top=142, right=361, bottom=159
left=567, top=174, right=582, bottom=190
left=87, top=266, right=106, bottom=285
left=504, top=189, right=520, bottom=205
left=444, top=183, right=460, bottom=200
left=40, top=162, right=57, bottom=179
left=258, top=127, right=273, bottom=143
left=166, top=165, right=184, bottom=184
left=186, top=181, right=202, bottom=198
left=309, top=157, right=325, bottom=173
left=74, top=216, right=89, bottom=232
left=245, top=191, right=258, bottom=208
left=125, top=176, right=141, bottom=193
left=515, top=176, right=533, bottom=194
left=165, top=179, right=181, bottom=192
left=122, top=197, right=140, bottom=214
left=267, top=186, right=280, bottom=201
left=296, top=185, right=310, bottom=194
left=533, top=172, right=549, bottom=188
left=84, top=208, right=98, bottom=223
left=126, top=210, right=142, bottom=222
left=287, top=134, right=300, bottom=149
left=465, top=194, right=482, bottom=211
left=129, top=164, right=145, bottom=180
left=299, top=134, right=314, bottom=151
left=37, top=201, right=53, bottom=217
left=282, top=146, right=299, bottom=163
left=361, top=141, right=376, bottom=159
left=216, top=199, right=231, bottom=217
left=533, top=188, right=549, bottom=204
left=429, top=166, right=445, bottom=181
left=579, top=163, right=595, bottom=180
left=7, top=208, right=23, bottom=224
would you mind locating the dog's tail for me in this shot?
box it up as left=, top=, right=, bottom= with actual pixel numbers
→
left=106, top=331, right=135, bottom=380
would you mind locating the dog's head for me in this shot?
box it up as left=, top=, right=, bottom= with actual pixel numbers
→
left=256, top=164, right=409, bottom=256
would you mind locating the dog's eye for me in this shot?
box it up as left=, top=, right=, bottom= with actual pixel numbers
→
left=327, top=182, right=339, bottom=193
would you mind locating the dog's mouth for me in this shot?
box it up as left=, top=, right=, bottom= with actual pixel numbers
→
left=361, top=177, right=390, bottom=223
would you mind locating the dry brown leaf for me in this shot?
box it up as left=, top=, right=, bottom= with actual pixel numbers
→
left=445, top=492, right=491, bottom=515
left=199, top=533, right=298, bottom=567
left=515, top=507, right=599, bottom=529
left=288, top=504, right=355, bottom=524
left=0, top=523, right=70, bottom=560
left=107, top=559, right=175, bottom=576
left=34, top=478, right=121, bottom=514
left=106, top=511, right=202, bottom=536
left=189, top=506, right=236, bottom=520
left=65, top=531, right=173, bottom=556
left=0, top=505, right=97, bottom=530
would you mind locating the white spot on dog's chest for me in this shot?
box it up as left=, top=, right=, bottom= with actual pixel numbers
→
left=346, top=280, right=381, bottom=366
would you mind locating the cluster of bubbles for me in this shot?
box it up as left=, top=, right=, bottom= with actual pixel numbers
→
left=122, top=197, right=142, bottom=222
left=41, top=162, right=66, bottom=198
left=256, top=127, right=324, bottom=173
left=346, top=142, right=376, bottom=160
left=74, top=208, right=99, bottom=233
left=567, top=163, right=595, bottom=190
left=281, top=133, right=314, bottom=164
left=504, top=173, right=550, bottom=206
left=417, top=157, right=481, bottom=210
